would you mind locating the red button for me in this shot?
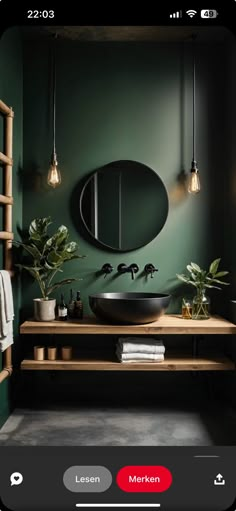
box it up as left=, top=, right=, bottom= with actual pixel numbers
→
left=116, top=466, right=172, bottom=493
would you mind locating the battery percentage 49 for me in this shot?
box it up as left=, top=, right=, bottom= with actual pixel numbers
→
left=201, top=9, right=218, bottom=18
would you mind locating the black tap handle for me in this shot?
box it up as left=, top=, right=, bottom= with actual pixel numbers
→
left=102, top=263, right=114, bottom=277
left=129, top=263, right=139, bottom=280
left=144, top=263, right=159, bottom=275
left=130, top=263, right=139, bottom=273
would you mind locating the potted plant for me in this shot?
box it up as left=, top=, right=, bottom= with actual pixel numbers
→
left=176, top=258, right=229, bottom=320
left=14, top=217, right=84, bottom=321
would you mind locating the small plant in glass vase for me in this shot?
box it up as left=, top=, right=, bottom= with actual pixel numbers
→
left=177, top=259, right=229, bottom=320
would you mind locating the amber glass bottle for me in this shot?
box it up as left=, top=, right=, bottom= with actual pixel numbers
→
left=75, top=291, right=83, bottom=319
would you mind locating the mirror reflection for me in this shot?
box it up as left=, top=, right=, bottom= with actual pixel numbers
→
left=80, top=160, right=169, bottom=251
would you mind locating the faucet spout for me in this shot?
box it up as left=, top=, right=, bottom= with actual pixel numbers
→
left=117, top=263, right=139, bottom=279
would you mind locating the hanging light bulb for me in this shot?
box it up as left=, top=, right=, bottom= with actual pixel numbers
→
left=188, top=34, right=200, bottom=195
left=47, top=35, right=62, bottom=188
left=188, top=160, right=200, bottom=194
left=47, top=156, right=61, bottom=188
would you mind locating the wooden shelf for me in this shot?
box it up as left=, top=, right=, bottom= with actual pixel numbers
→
left=20, top=316, right=236, bottom=373
left=21, top=354, right=235, bottom=371
left=20, top=315, right=236, bottom=335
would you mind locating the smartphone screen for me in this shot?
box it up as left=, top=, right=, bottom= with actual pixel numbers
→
left=0, top=2, right=236, bottom=510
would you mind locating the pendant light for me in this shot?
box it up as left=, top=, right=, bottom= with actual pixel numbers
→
left=47, top=35, right=62, bottom=188
left=188, top=34, right=200, bottom=194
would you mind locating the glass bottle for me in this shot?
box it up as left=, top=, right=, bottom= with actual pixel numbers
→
left=68, top=289, right=75, bottom=319
left=182, top=298, right=192, bottom=319
left=75, top=291, right=83, bottom=319
left=192, top=288, right=210, bottom=320
left=58, top=293, right=68, bottom=321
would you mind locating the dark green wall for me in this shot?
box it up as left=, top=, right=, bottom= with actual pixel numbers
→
left=22, top=40, right=228, bottom=314
left=224, top=34, right=236, bottom=406
left=0, top=28, right=23, bottom=427
left=0, top=28, right=234, bottom=424
left=226, top=35, right=236, bottom=295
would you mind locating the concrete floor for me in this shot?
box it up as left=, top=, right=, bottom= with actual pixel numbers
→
left=0, top=402, right=236, bottom=446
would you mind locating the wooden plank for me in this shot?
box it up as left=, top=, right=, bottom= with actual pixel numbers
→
left=0, top=100, right=11, bottom=115
left=20, top=315, right=236, bottom=335
left=0, top=152, right=13, bottom=166
left=0, top=231, right=13, bottom=240
left=0, top=369, right=11, bottom=383
left=0, top=194, right=13, bottom=205
left=21, top=355, right=235, bottom=371
left=0, top=347, right=12, bottom=383
left=4, top=346, right=12, bottom=368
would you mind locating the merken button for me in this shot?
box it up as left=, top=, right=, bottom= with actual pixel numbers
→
left=116, top=466, right=172, bottom=493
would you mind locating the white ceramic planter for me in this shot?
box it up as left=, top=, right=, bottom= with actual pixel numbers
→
left=33, top=298, right=56, bottom=322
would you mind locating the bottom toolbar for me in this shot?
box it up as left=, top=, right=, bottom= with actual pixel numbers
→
left=0, top=447, right=235, bottom=511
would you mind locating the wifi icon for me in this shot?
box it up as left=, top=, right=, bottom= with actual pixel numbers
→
left=186, top=9, right=197, bottom=17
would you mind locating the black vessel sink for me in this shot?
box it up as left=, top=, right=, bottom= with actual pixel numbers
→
left=89, top=292, right=171, bottom=324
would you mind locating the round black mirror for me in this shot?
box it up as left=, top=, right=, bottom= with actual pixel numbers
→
left=80, top=160, right=169, bottom=252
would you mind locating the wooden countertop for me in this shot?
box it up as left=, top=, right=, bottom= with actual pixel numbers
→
left=20, top=315, right=236, bottom=335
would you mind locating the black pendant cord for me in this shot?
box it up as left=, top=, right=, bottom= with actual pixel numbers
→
left=52, top=35, right=57, bottom=159
left=192, top=34, right=196, bottom=165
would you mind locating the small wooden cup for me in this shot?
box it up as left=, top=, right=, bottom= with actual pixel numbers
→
left=34, top=346, right=45, bottom=361
left=47, top=346, right=57, bottom=361
left=61, top=346, right=72, bottom=361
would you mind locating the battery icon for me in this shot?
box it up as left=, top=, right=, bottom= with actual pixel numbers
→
left=201, top=9, right=218, bottom=18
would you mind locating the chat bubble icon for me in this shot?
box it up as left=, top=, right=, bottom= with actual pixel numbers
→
left=10, top=472, right=23, bottom=487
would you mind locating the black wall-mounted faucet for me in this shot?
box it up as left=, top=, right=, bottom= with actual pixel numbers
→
left=101, top=263, right=114, bottom=278
left=117, top=263, right=139, bottom=280
left=144, top=263, right=159, bottom=278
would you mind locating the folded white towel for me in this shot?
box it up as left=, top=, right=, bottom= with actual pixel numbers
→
left=118, top=337, right=165, bottom=354
left=0, top=270, right=14, bottom=352
left=116, top=346, right=165, bottom=359
left=120, top=358, right=164, bottom=363
left=116, top=348, right=164, bottom=362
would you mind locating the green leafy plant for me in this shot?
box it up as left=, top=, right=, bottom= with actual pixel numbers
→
left=177, top=258, right=229, bottom=293
left=14, top=217, right=84, bottom=299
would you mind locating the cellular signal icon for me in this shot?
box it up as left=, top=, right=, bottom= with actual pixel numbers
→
left=170, top=11, right=182, bottom=18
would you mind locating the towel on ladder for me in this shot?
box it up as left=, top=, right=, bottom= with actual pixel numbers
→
left=0, top=270, right=14, bottom=352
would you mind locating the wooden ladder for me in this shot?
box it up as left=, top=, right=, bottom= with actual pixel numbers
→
left=0, top=99, right=14, bottom=384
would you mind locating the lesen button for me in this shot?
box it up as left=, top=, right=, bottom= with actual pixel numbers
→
left=117, top=466, right=172, bottom=493
left=63, top=466, right=112, bottom=493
